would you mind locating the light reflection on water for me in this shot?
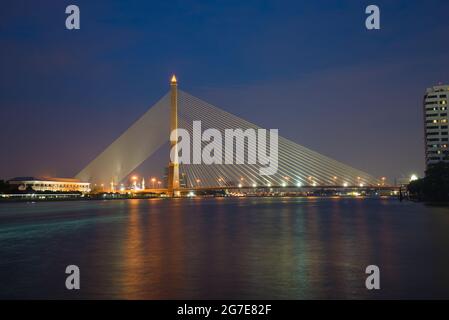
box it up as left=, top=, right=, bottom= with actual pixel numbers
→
left=0, top=197, right=449, bottom=299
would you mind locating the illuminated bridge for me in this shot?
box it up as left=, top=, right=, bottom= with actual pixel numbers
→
left=76, top=76, right=385, bottom=195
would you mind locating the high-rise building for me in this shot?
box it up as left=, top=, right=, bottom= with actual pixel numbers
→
left=424, top=85, right=449, bottom=167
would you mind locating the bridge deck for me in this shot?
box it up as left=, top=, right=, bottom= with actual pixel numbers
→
left=129, top=185, right=399, bottom=194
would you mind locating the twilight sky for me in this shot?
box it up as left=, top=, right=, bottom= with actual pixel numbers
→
left=1, top=0, right=449, bottom=182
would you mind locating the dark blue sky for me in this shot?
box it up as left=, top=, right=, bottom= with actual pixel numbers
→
left=1, top=0, right=448, bottom=182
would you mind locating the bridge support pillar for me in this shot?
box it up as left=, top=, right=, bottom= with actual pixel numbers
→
left=168, top=75, right=180, bottom=196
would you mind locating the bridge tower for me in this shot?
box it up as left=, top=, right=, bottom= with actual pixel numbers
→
left=167, top=75, right=180, bottom=196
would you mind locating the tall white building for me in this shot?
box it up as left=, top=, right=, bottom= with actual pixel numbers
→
left=424, top=85, right=449, bottom=167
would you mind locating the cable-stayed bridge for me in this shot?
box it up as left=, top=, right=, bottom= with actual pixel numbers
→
left=76, top=77, right=382, bottom=194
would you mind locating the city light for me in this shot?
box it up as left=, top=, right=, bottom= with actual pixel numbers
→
left=238, top=183, right=242, bottom=188
left=410, top=174, right=419, bottom=182
left=296, top=182, right=302, bottom=187
left=343, top=182, right=348, bottom=187
left=187, top=191, right=195, bottom=197
left=252, top=183, right=257, bottom=188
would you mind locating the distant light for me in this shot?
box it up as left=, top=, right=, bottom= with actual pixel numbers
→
left=312, top=182, right=317, bottom=187
left=238, top=183, right=242, bottom=188
left=187, top=191, right=195, bottom=197
left=296, top=182, right=302, bottom=187
left=281, top=182, right=286, bottom=187
left=252, top=183, right=257, bottom=188
left=267, top=183, right=272, bottom=187
left=343, top=182, right=348, bottom=187
left=410, top=174, right=419, bottom=182
left=171, top=74, right=177, bottom=83
left=359, top=183, right=364, bottom=187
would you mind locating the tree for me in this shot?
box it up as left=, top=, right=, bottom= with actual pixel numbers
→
left=408, top=162, right=449, bottom=202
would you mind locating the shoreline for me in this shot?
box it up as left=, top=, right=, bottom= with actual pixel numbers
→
left=0, top=194, right=400, bottom=203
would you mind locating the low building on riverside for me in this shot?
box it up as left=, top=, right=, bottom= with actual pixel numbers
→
left=8, top=177, right=90, bottom=193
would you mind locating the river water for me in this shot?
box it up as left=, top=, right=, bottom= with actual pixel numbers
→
left=0, top=197, right=448, bottom=299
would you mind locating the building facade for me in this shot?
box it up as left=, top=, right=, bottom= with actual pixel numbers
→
left=8, top=177, right=90, bottom=193
left=424, top=85, right=449, bottom=167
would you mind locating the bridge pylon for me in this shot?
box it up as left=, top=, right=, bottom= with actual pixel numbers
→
left=167, top=75, right=180, bottom=196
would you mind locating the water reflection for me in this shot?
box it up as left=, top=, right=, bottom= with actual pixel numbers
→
left=0, top=198, right=449, bottom=299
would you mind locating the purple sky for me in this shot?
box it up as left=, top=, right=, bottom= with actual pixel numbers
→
left=1, top=0, right=448, bottom=182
